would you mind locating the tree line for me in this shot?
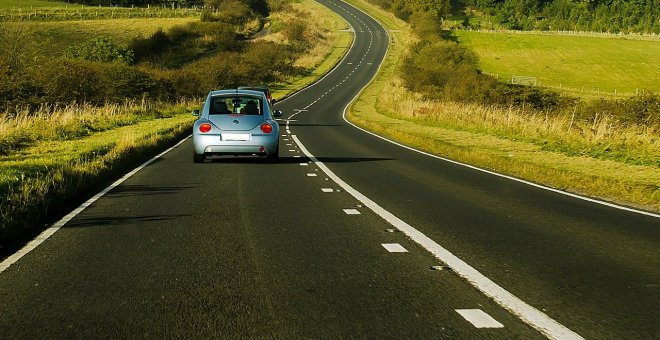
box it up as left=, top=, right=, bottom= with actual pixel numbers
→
left=465, top=0, right=660, bottom=33
left=368, top=0, right=660, bottom=34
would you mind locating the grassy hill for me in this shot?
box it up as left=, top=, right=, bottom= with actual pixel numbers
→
left=0, top=0, right=61, bottom=9
left=454, top=31, right=660, bottom=98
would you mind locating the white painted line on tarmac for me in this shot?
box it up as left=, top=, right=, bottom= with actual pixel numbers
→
left=322, top=188, right=334, bottom=193
left=343, top=209, right=361, bottom=215
left=273, top=2, right=582, bottom=336
left=299, top=163, right=309, bottom=166
left=291, top=134, right=582, bottom=340
left=0, top=136, right=192, bottom=274
left=382, top=243, right=408, bottom=253
left=456, top=309, right=504, bottom=328
left=307, top=173, right=318, bottom=177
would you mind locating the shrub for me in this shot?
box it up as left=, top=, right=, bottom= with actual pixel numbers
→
left=101, top=63, right=161, bottom=101
left=35, top=58, right=106, bottom=105
left=207, top=0, right=254, bottom=27
left=190, top=22, right=244, bottom=51
left=399, top=40, right=480, bottom=95
left=64, top=37, right=134, bottom=64
left=130, top=29, right=172, bottom=62
left=579, top=93, right=660, bottom=126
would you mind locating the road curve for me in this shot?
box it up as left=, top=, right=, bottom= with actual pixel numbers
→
left=1, top=0, right=658, bottom=339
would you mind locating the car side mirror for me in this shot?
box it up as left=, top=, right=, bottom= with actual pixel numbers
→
left=192, top=109, right=200, bottom=116
left=274, top=110, right=283, bottom=118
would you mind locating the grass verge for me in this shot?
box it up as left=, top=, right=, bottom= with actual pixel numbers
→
left=344, top=0, right=659, bottom=212
left=0, top=104, right=195, bottom=253
left=265, top=0, right=353, bottom=100
left=0, top=0, right=354, bottom=253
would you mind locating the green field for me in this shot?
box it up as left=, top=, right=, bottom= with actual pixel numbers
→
left=11, top=18, right=196, bottom=55
left=454, top=31, right=660, bottom=97
left=0, top=0, right=62, bottom=9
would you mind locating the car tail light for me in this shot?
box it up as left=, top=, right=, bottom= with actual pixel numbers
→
left=199, top=123, right=212, bottom=133
left=260, top=123, right=273, bottom=133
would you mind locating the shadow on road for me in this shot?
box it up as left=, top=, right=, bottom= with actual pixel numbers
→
left=106, top=184, right=196, bottom=198
left=65, top=214, right=190, bottom=228
left=203, top=156, right=394, bottom=164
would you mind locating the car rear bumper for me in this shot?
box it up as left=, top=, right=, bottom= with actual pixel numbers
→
left=193, top=134, right=278, bottom=155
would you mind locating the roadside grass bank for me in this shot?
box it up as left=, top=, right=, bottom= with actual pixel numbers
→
left=0, top=0, right=351, bottom=252
left=454, top=30, right=660, bottom=98
left=344, top=0, right=659, bottom=212
left=261, top=0, right=352, bottom=100
left=2, top=18, right=197, bottom=56
left=0, top=102, right=196, bottom=254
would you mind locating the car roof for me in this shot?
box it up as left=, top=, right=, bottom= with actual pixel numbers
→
left=208, top=89, right=266, bottom=97
left=237, top=85, right=269, bottom=90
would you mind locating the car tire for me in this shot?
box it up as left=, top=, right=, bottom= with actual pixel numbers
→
left=267, top=145, right=279, bottom=162
left=193, top=150, right=205, bottom=163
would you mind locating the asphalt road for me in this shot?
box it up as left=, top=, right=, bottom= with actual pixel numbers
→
left=1, top=0, right=659, bottom=339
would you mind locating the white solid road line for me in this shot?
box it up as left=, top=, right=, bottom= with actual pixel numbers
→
left=0, top=136, right=192, bottom=274
left=292, top=134, right=582, bottom=340
left=281, top=2, right=583, bottom=337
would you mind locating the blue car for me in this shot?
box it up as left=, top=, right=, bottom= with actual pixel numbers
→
left=192, top=89, right=283, bottom=163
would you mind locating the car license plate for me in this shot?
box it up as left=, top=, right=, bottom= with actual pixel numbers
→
left=223, top=134, right=251, bottom=141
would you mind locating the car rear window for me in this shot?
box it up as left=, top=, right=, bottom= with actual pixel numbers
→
left=210, top=96, right=263, bottom=115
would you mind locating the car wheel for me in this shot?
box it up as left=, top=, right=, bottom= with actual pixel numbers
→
left=193, top=150, right=205, bottom=163
left=267, top=145, right=279, bottom=162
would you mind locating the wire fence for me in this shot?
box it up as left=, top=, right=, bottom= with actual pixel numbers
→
left=0, top=5, right=203, bottom=21
left=482, top=72, right=645, bottom=98
left=459, top=28, right=660, bottom=41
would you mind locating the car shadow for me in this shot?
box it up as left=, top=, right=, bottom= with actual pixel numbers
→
left=65, top=214, right=190, bottom=228
left=203, top=156, right=394, bottom=164
left=284, top=123, right=345, bottom=127
left=106, top=184, right=197, bottom=198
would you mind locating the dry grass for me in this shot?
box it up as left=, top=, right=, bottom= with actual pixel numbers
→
left=0, top=18, right=196, bottom=56
left=256, top=0, right=347, bottom=69
left=0, top=100, right=194, bottom=155
left=344, top=0, right=659, bottom=212
left=377, top=79, right=659, bottom=167
left=0, top=0, right=354, bottom=246
left=259, top=0, right=352, bottom=99
left=0, top=100, right=197, bottom=242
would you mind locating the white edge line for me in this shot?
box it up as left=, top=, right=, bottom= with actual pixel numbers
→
left=292, top=134, right=582, bottom=340
left=336, top=3, right=657, bottom=219
left=0, top=136, right=192, bottom=273
left=290, top=2, right=584, bottom=339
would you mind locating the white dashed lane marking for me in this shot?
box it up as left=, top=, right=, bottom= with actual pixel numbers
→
left=321, top=188, right=334, bottom=193
left=307, top=173, right=317, bottom=177
left=382, top=243, right=408, bottom=253
left=456, top=309, right=505, bottom=329
left=343, top=209, right=361, bottom=215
